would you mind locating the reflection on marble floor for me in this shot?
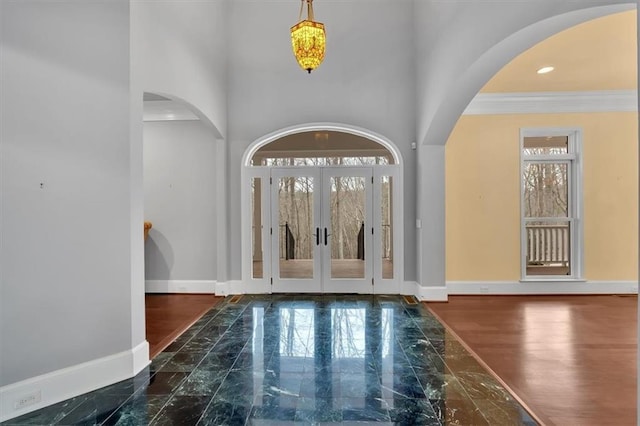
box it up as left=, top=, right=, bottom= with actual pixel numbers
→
left=2, top=295, right=538, bottom=425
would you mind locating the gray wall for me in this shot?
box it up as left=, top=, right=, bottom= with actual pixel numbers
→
left=132, top=0, right=228, bottom=138
left=0, top=1, right=136, bottom=385
left=144, top=120, right=218, bottom=281
left=227, top=0, right=417, bottom=282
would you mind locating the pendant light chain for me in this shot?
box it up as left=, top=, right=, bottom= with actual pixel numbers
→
left=307, top=0, right=314, bottom=21
left=298, top=0, right=315, bottom=21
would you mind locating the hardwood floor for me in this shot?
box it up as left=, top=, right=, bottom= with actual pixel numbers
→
left=145, top=293, right=222, bottom=358
left=427, top=295, right=637, bottom=426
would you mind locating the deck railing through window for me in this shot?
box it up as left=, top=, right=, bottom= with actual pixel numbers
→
left=280, top=223, right=296, bottom=260
left=526, top=224, right=569, bottom=265
left=271, top=223, right=393, bottom=261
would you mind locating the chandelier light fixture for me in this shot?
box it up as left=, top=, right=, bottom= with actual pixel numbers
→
left=291, top=0, right=325, bottom=73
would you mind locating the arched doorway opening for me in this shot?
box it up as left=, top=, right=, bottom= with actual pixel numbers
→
left=241, top=124, right=403, bottom=294
left=141, top=91, right=225, bottom=357
left=444, top=8, right=637, bottom=291
left=142, top=91, right=223, bottom=293
left=416, top=3, right=637, bottom=302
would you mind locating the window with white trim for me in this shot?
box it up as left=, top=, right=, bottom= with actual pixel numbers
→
left=521, top=129, right=582, bottom=280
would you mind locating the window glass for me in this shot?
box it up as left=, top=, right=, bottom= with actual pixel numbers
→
left=523, top=136, right=568, bottom=155
left=523, top=163, right=568, bottom=217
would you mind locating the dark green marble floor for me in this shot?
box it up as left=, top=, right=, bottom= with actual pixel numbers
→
left=2, top=295, right=537, bottom=425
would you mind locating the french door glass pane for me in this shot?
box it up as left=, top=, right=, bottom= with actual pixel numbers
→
left=330, top=176, right=366, bottom=279
left=251, top=177, right=263, bottom=279
left=525, top=220, right=571, bottom=276
left=523, top=163, right=568, bottom=217
left=278, top=176, right=314, bottom=279
left=381, top=176, right=393, bottom=279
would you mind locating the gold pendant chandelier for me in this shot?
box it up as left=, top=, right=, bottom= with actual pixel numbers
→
left=291, top=0, right=325, bottom=73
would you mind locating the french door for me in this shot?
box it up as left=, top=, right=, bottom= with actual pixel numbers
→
left=270, top=167, right=373, bottom=293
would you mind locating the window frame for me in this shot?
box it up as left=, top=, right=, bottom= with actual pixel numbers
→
left=520, top=128, right=583, bottom=281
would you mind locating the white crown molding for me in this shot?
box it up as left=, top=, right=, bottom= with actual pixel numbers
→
left=464, top=90, right=638, bottom=115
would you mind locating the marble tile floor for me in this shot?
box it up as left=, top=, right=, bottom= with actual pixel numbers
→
left=3, top=295, right=538, bottom=425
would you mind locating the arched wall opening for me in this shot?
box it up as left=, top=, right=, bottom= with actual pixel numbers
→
left=239, top=123, right=405, bottom=295
left=443, top=7, right=638, bottom=292
left=420, top=3, right=636, bottom=148
left=416, top=3, right=638, bottom=302
left=434, top=6, right=639, bottom=423
left=142, top=91, right=225, bottom=299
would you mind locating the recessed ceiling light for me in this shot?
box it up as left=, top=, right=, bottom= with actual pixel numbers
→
left=537, top=66, right=554, bottom=74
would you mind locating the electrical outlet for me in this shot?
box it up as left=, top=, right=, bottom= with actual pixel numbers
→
left=480, top=286, right=489, bottom=294
left=14, top=390, right=41, bottom=410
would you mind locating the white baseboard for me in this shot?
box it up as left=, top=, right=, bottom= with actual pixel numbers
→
left=131, top=341, right=150, bottom=374
left=242, top=280, right=274, bottom=295
left=415, top=285, right=449, bottom=302
left=401, top=281, right=417, bottom=296
left=0, top=341, right=150, bottom=423
left=183, top=279, right=637, bottom=299
left=215, top=281, right=230, bottom=296
left=447, top=280, right=638, bottom=295
left=214, top=280, right=251, bottom=296
left=145, top=280, right=216, bottom=294
left=226, top=280, right=245, bottom=295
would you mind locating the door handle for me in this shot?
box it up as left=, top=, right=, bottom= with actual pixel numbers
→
left=316, top=227, right=320, bottom=246
left=324, top=227, right=331, bottom=246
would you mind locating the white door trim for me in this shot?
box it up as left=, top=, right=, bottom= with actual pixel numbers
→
left=242, top=122, right=403, bottom=167
left=320, top=167, right=374, bottom=294
left=270, top=167, right=323, bottom=293
left=241, top=123, right=404, bottom=294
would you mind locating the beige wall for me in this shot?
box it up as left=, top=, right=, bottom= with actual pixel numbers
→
left=446, top=112, right=638, bottom=281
